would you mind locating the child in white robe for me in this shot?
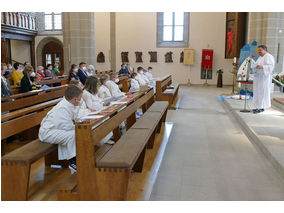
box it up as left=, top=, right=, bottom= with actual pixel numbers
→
left=82, top=76, right=105, bottom=111
left=129, top=72, right=140, bottom=93
left=106, top=73, right=126, bottom=98
left=98, top=74, right=112, bottom=100
left=38, top=85, right=83, bottom=173
left=135, top=67, right=148, bottom=86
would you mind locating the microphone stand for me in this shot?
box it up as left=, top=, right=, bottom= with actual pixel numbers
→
left=240, top=57, right=251, bottom=113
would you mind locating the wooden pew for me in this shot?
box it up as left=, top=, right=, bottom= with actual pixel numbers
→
left=8, top=75, right=68, bottom=95
left=1, top=85, right=67, bottom=113
left=1, top=88, right=151, bottom=201
left=1, top=139, right=60, bottom=201
left=1, top=85, right=67, bottom=155
left=155, top=75, right=179, bottom=109
left=57, top=89, right=169, bottom=201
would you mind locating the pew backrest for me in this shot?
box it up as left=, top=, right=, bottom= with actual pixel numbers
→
left=1, top=85, right=67, bottom=113
left=156, top=75, right=172, bottom=96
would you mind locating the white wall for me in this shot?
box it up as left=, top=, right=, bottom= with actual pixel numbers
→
left=94, top=12, right=111, bottom=71
left=113, top=12, right=234, bottom=85
left=10, top=40, right=31, bottom=63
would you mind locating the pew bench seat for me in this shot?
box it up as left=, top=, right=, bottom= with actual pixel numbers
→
left=1, top=139, right=60, bottom=201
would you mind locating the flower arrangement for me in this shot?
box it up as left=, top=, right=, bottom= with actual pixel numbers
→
left=275, top=74, right=284, bottom=84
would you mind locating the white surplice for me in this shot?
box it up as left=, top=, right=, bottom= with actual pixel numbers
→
left=252, top=52, right=275, bottom=109
left=38, top=98, right=78, bottom=160
left=82, top=89, right=104, bottom=111
left=98, top=84, right=112, bottom=100
left=106, top=80, right=125, bottom=97
left=129, top=78, right=140, bottom=93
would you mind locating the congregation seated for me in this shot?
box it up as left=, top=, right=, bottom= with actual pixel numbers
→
left=98, top=74, right=112, bottom=100
left=106, top=73, right=126, bottom=98
left=68, top=64, right=80, bottom=82
left=20, top=65, right=35, bottom=93
left=12, top=62, right=24, bottom=86
left=77, top=62, right=88, bottom=85
left=1, top=63, right=12, bottom=98
left=38, top=85, right=83, bottom=173
left=44, top=64, right=56, bottom=78
left=119, top=63, right=130, bottom=75
left=126, top=63, right=134, bottom=73
left=36, top=66, right=45, bottom=79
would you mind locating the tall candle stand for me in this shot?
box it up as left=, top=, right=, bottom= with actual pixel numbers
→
left=230, top=62, right=238, bottom=94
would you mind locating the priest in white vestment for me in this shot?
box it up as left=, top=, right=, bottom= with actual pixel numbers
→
left=252, top=45, right=275, bottom=114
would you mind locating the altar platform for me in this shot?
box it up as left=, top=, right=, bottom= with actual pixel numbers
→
left=222, top=98, right=284, bottom=180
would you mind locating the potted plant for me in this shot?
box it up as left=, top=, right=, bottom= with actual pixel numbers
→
left=216, top=69, right=223, bottom=88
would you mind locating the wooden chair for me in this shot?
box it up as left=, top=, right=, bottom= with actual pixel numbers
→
left=155, top=75, right=179, bottom=109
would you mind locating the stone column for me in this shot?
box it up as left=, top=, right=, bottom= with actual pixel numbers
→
left=110, top=12, right=116, bottom=72
left=62, top=12, right=95, bottom=74
left=247, top=12, right=284, bottom=73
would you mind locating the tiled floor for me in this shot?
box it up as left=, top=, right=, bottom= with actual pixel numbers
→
left=149, top=85, right=284, bottom=201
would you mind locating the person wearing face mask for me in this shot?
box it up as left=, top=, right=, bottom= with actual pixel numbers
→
left=77, top=62, right=88, bottom=85
left=81, top=76, right=110, bottom=112
left=106, top=73, right=126, bottom=98
left=98, top=74, right=112, bottom=100
left=86, top=65, right=95, bottom=76
left=20, top=65, right=35, bottom=93
left=1, top=63, right=12, bottom=97
left=36, top=66, right=45, bottom=79
left=3, top=63, right=13, bottom=78
left=119, top=63, right=130, bottom=75
left=135, top=67, right=148, bottom=86
left=53, top=63, right=60, bottom=74
left=12, top=62, right=24, bottom=86
left=39, top=85, right=83, bottom=173
left=68, top=64, right=80, bottom=82
left=44, top=64, right=56, bottom=78
left=31, top=73, right=43, bottom=90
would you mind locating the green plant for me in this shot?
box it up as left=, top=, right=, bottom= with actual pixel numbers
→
left=216, top=69, right=223, bottom=75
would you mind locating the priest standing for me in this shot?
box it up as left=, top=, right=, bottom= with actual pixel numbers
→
left=252, top=45, right=275, bottom=114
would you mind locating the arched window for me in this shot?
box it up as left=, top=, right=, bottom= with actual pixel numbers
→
left=44, top=12, right=62, bottom=30
left=157, top=12, right=189, bottom=47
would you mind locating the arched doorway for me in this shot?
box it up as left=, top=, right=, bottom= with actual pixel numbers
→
left=42, top=41, right=64, bottom=75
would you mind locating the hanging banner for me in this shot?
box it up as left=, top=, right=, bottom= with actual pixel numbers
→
left=201, top=49, right=214, bottom=79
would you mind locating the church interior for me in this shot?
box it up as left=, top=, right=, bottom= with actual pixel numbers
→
left=1, top=1, right=284, bottom=210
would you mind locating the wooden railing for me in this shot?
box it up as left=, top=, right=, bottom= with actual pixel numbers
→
left=1, top=12, right=37, bottom=31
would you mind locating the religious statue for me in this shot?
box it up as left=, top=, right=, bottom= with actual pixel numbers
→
left=97, top=52, right=105, bottom=63
left=135, top=52, right=143, bottom=63
left=148, top=51, right=157, bottom=62
left=165, top=52, right=173, bottom=63
left=121, top=52, right=129, bottom=63
left=180, top=51, right=184, bottom=63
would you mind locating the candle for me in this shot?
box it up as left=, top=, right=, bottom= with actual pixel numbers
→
left=234, top=57, right=237, bottom=63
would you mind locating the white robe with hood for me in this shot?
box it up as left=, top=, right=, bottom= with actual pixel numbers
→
left=252, top=53, right=275, bottom=109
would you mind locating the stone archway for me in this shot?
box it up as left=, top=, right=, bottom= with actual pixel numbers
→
left=36, top=37, right=63, bottom=70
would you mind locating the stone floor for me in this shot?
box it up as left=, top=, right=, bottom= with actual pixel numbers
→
left=149, top=85, right=284, bottom=201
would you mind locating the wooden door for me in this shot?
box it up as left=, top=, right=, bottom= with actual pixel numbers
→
left=42, top=41, right=64, bottom=75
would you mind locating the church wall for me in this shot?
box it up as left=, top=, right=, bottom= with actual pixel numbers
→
left=114, top=12, right=234, bottom=85
left=34, top=35, right=63, bottom=67
left=94, top=12, right=111, bottom=72
left=10, top=40, right=31, bottom=64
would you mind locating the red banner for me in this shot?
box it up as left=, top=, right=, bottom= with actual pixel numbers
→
left=201, top=49, right=214, bottom=70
